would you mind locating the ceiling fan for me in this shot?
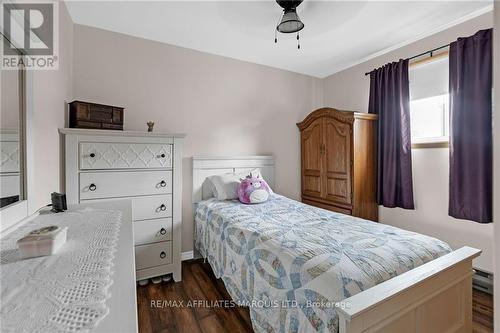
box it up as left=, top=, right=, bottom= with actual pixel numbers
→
left=274, top=0, right=305, bottom=49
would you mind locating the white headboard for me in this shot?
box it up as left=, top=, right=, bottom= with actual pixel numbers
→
left=192, top=156, right=275, bottom=203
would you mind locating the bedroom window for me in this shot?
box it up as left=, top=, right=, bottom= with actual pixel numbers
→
left=409, top=53, right=449, bottom=148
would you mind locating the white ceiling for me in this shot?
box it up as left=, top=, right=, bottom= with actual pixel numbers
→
left=65, top=1, right=492, bottom=78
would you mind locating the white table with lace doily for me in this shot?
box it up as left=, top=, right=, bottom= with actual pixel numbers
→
left=0, top=199, right=137, bottom=333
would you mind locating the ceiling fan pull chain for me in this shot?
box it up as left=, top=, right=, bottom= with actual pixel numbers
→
left=275, top=10, right=284, bottom=44
left=297, top=32, right=300, bottom=49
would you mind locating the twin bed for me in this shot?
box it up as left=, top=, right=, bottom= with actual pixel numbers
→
left=192, top=156, right=480, bottom=333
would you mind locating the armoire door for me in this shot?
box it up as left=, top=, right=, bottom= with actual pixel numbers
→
left=324, top=117, right=352, bottom=205
left=301, top=118, right=323, bottom=199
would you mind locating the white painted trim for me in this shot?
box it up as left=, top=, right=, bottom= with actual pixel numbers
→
left=412, top=137, right=449, bottom=145
left=323, top=4, right=494, bottom=78
left=181, top=251, right=194, bottom=261
left=24, top=70, right=34, bottom=214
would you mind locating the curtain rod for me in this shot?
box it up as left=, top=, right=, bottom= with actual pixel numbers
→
left=364, top=43, right=450, bottom=76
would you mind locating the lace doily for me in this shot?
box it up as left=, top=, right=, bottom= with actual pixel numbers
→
left=0, top=207, right=122, bottom=333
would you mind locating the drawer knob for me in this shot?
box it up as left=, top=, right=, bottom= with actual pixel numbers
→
left=89, top=153, right=96, bottom=158
left=159, top=204, right=167, bottom=211
left=157, top=153, right=166, bottom=158
left=160, top=180, right=167, bottom=187
left=160, top=251, right=166, bottom=259
left=160, top=228, right=167, bottom=235
left=89, top=183, right=97, bottom=191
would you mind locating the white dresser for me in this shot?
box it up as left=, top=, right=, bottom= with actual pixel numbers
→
left=59, top=128, right=184, bottom=281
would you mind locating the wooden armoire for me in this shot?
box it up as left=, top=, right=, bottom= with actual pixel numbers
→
left=297, top=108, right=378, bottom=221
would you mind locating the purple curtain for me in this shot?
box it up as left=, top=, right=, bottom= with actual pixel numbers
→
left=369, top=59, right=415, bottom=209
left=449, top=29, right=493, bottom=223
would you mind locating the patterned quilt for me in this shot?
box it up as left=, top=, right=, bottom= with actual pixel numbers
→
left=194, top=194, right=451, bottom=333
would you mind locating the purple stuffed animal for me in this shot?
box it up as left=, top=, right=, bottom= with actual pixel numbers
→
left=237, top=172, right=271, bottom=204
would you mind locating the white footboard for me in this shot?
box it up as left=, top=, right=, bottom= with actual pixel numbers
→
left=337, top=246, right=481, bottom=333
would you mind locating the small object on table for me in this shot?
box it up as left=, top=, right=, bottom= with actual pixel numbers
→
left=147, top=121, right=154, bottom=132
left=138, top=279, right=149, bottom=286
left=151, top=276, right=162, bottom=284
left=17, top=225, right=67, bottom=259
left=51, top=192, right=67, bottom=212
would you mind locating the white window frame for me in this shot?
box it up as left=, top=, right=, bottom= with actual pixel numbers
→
left=409, top=52, right=450, bottom=149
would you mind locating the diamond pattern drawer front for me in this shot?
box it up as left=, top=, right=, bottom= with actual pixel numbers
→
left=133, top=218, right=172, bottom=246
left=0, top=141, right=20, bottom=173
left=132, top=194, right=172, bottom=221
left=79, top=170, right=172, bottom=200
left=80, top=142, right=172, bottom=169
left=135, top=241, right=172, bottom=270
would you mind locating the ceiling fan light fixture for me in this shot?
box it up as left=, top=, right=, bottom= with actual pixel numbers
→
left=277, top=9, right=304, bottom=34
left=274, top=0, right=305, bottom=49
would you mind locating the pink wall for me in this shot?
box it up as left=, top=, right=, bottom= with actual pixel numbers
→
left=1, top=70, right=20, bottom=129
left=72, top=24, right=323, bottom=252
left=32, top=2, right=73, bottom=208
left=322, top=12, right=494, bottom=272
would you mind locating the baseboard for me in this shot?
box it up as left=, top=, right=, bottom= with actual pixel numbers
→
left=181, top=250, right=194, bottom=261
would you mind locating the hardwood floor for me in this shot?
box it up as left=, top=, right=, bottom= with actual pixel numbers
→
left=473, top=289, right=494, bottom=333
left=137, top=259, right=253, bottom=333
left=137, top=259, right=494, bottom=333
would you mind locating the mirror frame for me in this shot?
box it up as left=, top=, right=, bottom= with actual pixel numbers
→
left=0, top=32, right=35, bottom=233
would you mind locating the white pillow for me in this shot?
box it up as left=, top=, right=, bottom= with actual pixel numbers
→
left=201, top=178, right=216, bottom=200
left=206, top=168, right=272, bottom=200
left=207, top=173, right=241, bottom=200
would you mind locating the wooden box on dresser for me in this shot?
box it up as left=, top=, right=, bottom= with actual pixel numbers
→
left=297, top=108, right=378, bottom=221
left=59, top=128, right=185, bottom=281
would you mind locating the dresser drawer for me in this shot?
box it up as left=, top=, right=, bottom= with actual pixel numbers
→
left=133, top=218, right=172, bottom=245
left=79, top=171, right=172, bottom=200
left=83, top=194, right=172, bottom=221
left=132, top=194, right=172, bottom=221
left=80, top=142, right=172, bottom=169
left=135, top=241, right=172, bottom=269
